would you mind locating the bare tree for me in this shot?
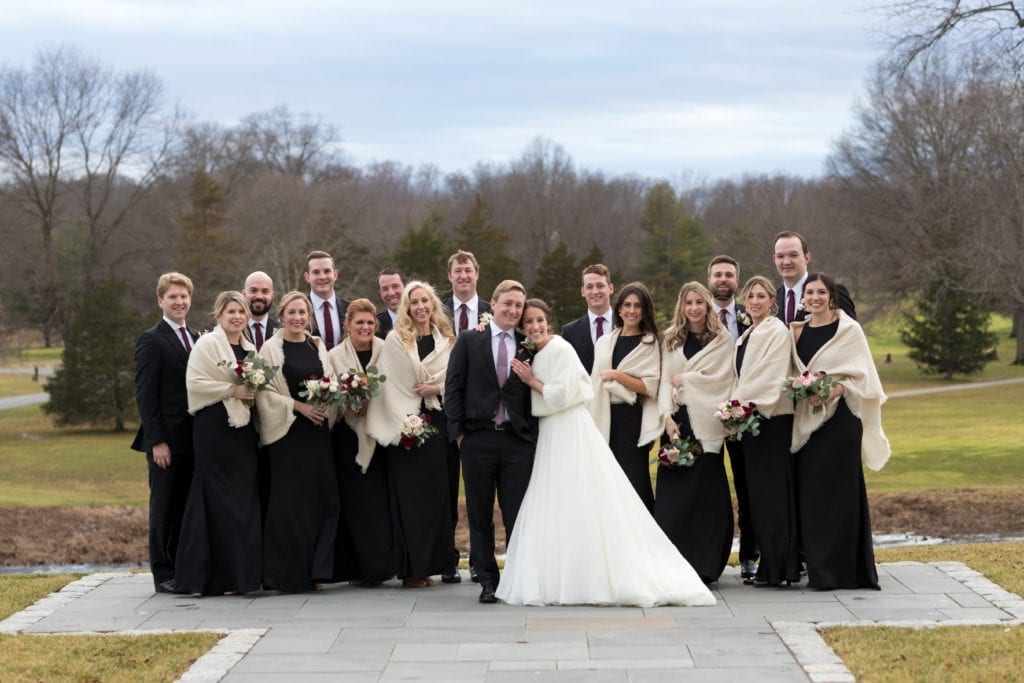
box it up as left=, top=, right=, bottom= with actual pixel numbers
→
left=878, top=1, right=1024, bottom=72
left=0, top=45, right=178, bottom=337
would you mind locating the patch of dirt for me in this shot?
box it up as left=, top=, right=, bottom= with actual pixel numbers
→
left=2, top=488, right=1022, bottom=567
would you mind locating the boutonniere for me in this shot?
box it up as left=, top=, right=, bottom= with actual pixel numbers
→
left=478, top=312, right=493, bottom=326
left=520, top=338, right=537, bottom=354
left=197, top=328, right=211, bottom=338
left=736, top=310, right=751, bottom=327
left=795, top=299, right=808, bottom=318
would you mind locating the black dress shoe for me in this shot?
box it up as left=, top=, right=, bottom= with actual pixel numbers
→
left=740, top=559, right=758, bottom=579
left=155, top=579, right=176, bottom=594
left=441, top=571, right=462, bottom=584
left=469, top=565, right=479, bottom=583
left=479, top=584, right=497, bottom=603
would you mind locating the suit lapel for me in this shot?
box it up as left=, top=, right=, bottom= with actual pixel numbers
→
left=158, top=320, right=189, bottom=362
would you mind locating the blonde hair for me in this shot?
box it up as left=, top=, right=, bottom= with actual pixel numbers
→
left=740, top=276, right=778, bottom=317
left=212, top=291, right=250, bottom=320
left=275, top=291, right=313, bottom=335
left=664, top=282, right=722, bottom=351
left=157, top=272, right=194, bottom=298
left=395, top=281, right=455, bottom=349
left=490, top=279, right=526, bottom=302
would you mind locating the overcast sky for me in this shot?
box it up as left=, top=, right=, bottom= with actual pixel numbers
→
left=0, top=1, right=887, bottom=180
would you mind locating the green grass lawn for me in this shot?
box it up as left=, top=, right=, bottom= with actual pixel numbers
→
left=0, top=375, right=48, bottom=398
left=0, top=406, right=147, bottom=506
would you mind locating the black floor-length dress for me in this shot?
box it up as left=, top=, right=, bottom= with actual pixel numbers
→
left=608, top=334, right=655, bottom=512
left=331, top=347, right=396, bottom=583
left=176, top=343, right=262, bottom=595
left=735, top=341, right=800, bottom=586
left=654, top=334, right=734, bottom=584
left=385, top=335, right=454, bottom=579
left=262, top=339, right=340, bottom=592
left=795, top=321, right=879, bottom=590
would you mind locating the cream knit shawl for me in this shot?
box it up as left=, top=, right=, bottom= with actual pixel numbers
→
left=186, top=324, right=256, bottom=428
left=789, top=311, right=890, bottom=471
left=657, top=330, right=733, bottom=454
left=590, top=329, right=663, bottom=446
left=733, top=316, right=795, bottom=419
left=255, top=330, right=335, bottom=447
left=365, top=327, right=451, bottom=447
left=329, top=336, right=384, bottom=472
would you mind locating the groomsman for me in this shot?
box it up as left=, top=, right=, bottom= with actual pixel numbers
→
left=440, top=250, right=492, bottom=583
left=445, top=280, right=537, bottom=603
left=443, top=250, right=492, bottom=332
left=375, top=268, right=405, bottom=339
left=707, top=255, right=757, bottom=579
left=561, top=264, right=615, bottom=374
left=131, top=272, right=198, bottom=593
left=243, top=271, right=277, bottom=351
left=773, top=231, right=856, bottom=324
left=304, top=250, right=350, bottom=349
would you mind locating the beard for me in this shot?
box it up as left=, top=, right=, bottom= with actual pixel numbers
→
left=712, top=285, right=735, bottom=302
left=249, top=298, right=270, bottom=316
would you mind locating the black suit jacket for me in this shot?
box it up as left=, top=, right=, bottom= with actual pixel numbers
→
left=310, top=294, right=350, bottom=343
left=442, top=296, right=492, bottom=331
left=562, top=313, right=597, bottom=374
left=131, top=320, right=196, bottom=455
left=244, top=316, right=278, bottom=345
left=444, top=328, right=537, bottom=445
left=376, top=310, right=394, bottom=339
left=776, top=282, right=856, bottom=324
left=735, top=302, right=751, bottom=338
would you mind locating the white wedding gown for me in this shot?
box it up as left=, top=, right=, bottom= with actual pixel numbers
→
left=496, top=336, right=715, bottom=607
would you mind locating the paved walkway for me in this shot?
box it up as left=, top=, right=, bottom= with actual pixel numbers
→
left=2, top=562, right=1021, bottom=682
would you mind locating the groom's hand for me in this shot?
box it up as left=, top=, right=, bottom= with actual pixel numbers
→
left=457, top=436, right=463, bottom=448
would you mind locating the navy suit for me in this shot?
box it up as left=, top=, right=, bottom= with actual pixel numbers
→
left=131, top=320, right=196, bottom=588
left=561, top=313, right=598, bottom=374
left=445, top=327, right=537, bottom=588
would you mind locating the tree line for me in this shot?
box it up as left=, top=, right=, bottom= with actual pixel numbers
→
left=3, top=39, right=1023, bottom=427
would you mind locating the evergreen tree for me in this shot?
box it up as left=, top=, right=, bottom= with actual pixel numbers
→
left=532, top=240, right=581, bottom=328
left=43, top=279, right=145, bottom=431
left=393, top=207, right=450, bottom=289
left=449, top=194, right=522, bottom=299
left=900, top=279, right=997, bottom=380
left=633, top=182, right=712, bottom=321
left=176, top=171, right=240, bottom=320
left=577, top=241, right=623, bottom=290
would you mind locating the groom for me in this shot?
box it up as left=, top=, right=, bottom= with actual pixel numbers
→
left=445, top=280, right=537, bottom=603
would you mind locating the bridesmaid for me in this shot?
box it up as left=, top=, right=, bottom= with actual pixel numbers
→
left=733, top=276, right=800, bottom=587
left=589, top=282, right=662, bottom=512
left=365, top=281, right=456, bottom=588
left=176, top=291, right=261, bottom=595
left=328, top=298, right=395, bottom=586
left=655, top=282, right=734, bottom=584
left=790, top=273, right=889, bottom=590
left=256, top=291, right=340, bottom=592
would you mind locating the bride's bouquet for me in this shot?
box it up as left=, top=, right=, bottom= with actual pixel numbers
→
left=653, top=435, right=703, bottom=469
left=714, top=400, right=761, bottom=441
left=218, top=352, right=278, bottom=407
left=335, top=366, right=386, bottom=416
left=784, top=370, right=838, bottom=413
left=399, top=412, right=439, bottom=450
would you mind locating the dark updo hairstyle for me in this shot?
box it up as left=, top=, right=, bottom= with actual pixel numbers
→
left=802, top=272, right=839, bottom=311
left=519, top=298, right=554, bottom=331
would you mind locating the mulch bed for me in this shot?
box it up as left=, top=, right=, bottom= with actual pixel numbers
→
left=2, top=488, right=1022, bottom=567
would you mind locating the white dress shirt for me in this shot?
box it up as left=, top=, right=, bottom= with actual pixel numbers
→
left=588, top=309, right=613, bottom=345
left=454, top=294, right=482, bottom=329
left=309, top=291, right=342, bottom=347
left=163, top=316, right=192, bottom=351
left=712, top=301, right=740, bottom=340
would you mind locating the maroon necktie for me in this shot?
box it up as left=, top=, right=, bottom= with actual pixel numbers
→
left=253, top=322, right=264, bottom=351
left=595, top=316, right=605, bottom=340
left=495, top=332, right=509, bottom=424
left=459, top=303, right=469, bottom=332
left=786, top=290, right=796, bottom=325
left=179, top=327, right=192, bottom=353
left=322, top=301, right=334, bottom=350
left=719, top=309, right=729, bottom=328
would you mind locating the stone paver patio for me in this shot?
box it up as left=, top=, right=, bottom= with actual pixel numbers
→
left=2, top=562, right=1021, bottom=682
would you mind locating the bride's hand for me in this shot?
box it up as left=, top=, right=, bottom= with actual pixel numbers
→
left=665, top=418, right=681, bottom=441
left=511, top=359, right=535, bottom=384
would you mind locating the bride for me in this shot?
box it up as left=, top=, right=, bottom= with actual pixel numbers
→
left=495, top=299, right=715, bottom=607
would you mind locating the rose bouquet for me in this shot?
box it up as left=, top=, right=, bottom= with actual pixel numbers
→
left=334, top=366, right=386, bottom=416
left=652, top=435, right=703, bottom=469
left=399, top=412, right=439, bottom=449
left=784, top=370, right=838, bottom=413
left=299, top=374, right=344, bottom=423
left=218, top=352, right=279, bottom=406
left=714, top=400, right=761, bottom=441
